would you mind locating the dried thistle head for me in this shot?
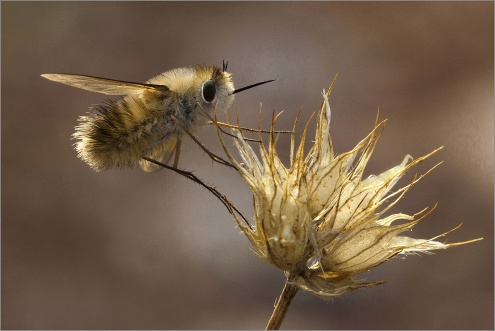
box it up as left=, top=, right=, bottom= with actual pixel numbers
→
left=217, top=81, right=482, bottom=298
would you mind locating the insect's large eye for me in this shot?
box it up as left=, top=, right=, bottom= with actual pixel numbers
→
left=201, top=80, right=216, bottom=103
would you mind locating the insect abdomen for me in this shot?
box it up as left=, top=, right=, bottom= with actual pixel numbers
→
left=73, top=96, right=173, bottom=171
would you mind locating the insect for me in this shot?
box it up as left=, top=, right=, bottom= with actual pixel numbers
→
left=41, top=62, right=274, bottom=172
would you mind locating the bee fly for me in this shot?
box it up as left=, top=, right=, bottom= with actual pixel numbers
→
left=41, top=62, right=274, bottom=172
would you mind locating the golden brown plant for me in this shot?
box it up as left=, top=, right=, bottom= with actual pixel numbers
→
left=216, top=79, right=482, bottom=329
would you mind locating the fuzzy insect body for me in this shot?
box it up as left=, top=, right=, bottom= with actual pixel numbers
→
left=42, top=65, right=238, bottom=172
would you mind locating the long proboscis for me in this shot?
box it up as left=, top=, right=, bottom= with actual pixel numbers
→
left=231, top=79, right=275, bottom=95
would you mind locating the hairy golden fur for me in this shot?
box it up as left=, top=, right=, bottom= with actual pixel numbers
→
left=67, top=65, right=235, bottom=171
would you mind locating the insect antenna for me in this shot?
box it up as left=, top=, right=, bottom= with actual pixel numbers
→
left=222, top=60, right=228, bottom=72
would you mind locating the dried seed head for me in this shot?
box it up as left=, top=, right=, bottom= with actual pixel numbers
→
left=217, top=80, right=482, bottom=298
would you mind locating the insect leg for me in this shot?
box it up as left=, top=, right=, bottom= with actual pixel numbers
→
left=170, top=115, right=235, bottom=169
left=172, top=138, right=182, bottom=168
left=140, top=155, right=252, bottom=229
left=196, top=102, right=292, bottom=135
left=208, top=120, right=261, bottom=142
left=141, top=131, right=177, bottom=158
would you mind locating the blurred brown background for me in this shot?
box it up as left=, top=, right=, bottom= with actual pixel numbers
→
left=2, top=2, right=493, bottom=329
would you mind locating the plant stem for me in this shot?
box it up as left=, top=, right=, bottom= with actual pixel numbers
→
left=265, top=276, right=299, bottom=330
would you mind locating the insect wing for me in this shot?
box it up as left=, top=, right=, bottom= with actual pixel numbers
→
left=139, top=136, right=180, bottom=173
left=41, top=74, right=168, bottom=96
